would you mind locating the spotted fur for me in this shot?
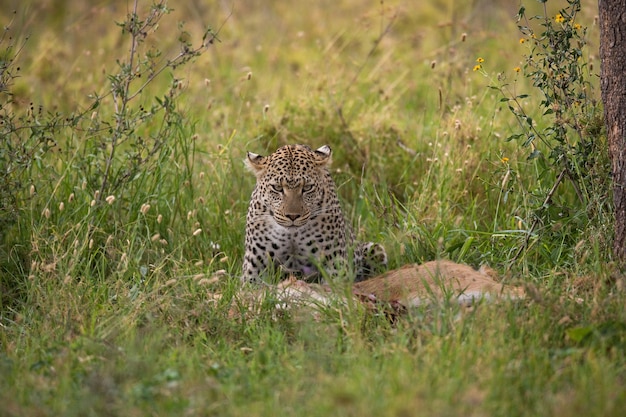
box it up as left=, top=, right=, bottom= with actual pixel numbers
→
left=241, top=144, right=386, bottom=283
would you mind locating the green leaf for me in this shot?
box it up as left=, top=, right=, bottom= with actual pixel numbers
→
left=567, top=322, right=626, bottom=346
left=458, top=236, right=475, bottom=259
left=506, top=133, right=523, bottom=142
left=523, top=133, right=536, bottom=147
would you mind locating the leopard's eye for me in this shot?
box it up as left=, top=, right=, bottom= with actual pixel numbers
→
left=302, top=184, right=314, bottom=192
left=270, top=184, right=283, bottom=193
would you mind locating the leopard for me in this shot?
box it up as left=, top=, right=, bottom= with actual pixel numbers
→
left=241, top=144, right=387, bottom=284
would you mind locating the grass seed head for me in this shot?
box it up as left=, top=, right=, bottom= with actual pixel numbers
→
left=501, top=169, right=511, bottom=189
left=198, top=277, right=217, bottom=286
left=140, top=203, right=151, bottom=215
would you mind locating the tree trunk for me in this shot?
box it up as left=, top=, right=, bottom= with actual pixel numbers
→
left=598, top=0, right=626, bottom=262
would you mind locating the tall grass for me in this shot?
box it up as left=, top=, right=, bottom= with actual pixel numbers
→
left=1, top=0, right=624, bottom=416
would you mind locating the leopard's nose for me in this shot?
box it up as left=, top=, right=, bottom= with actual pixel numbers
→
left=285, top=213, right=301, bottom=221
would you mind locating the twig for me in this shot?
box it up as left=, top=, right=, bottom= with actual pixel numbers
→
left=98, top=0, right=142, bottom=202
left=343, top=14, right=396, bottom=97
left=335, top=2, right=397, bottom=128
left=331, top=3, right=396, bottom=165
left=509, top=168, right=567, bottom=265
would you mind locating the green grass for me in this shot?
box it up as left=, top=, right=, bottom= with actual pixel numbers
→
left=1, top=0, right=625, bottom=416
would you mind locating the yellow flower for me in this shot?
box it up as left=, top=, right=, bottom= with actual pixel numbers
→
left=476, top=57, right=485, bottom=63
left=555, top=13, right=565, bottom=23
left=519, top=38, right=526, bottom=44
left=501, top=157, right=509, bottom=163
left=473, top=64, right=482, bottom=72
left=574, top=23, right=582, bottom=30
left=514, top=66, right=521, bottom=73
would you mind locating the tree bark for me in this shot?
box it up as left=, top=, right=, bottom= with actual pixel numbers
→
left=598, top=0, right=626, bottom=262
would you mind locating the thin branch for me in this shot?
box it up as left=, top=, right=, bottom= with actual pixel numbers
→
left=509, top=168, right=567, bottom=265
left=98, top=0, right=142, bottom=202
left=329, top=3, right=396, bottom=167
left=343, top=13, right=396, bottom=98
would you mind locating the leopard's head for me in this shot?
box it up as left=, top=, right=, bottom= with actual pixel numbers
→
left=245, top=144, right=334, bottom=227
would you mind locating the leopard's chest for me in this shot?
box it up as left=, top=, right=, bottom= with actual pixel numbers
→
left=247, top=209, right=346, bottom=274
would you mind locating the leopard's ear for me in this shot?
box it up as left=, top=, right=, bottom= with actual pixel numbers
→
left=244, top=151, right=266, bottom=174
left=314, top=145, right=332, bottom=166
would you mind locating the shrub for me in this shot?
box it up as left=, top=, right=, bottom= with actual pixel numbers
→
left=0, top=1, right=217, bottom=311
left=485, top=0, right=609, bottom=271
